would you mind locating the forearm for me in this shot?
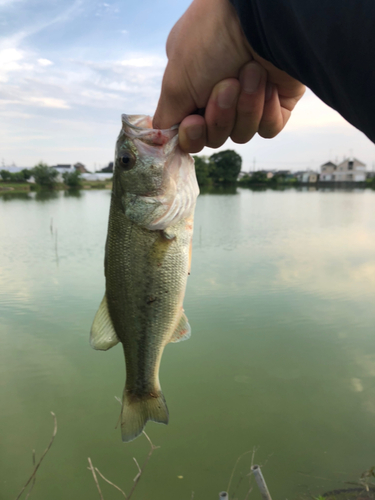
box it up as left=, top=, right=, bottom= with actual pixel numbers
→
left=230, top=0, right=375, bottom=142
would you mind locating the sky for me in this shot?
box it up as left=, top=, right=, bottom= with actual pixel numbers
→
left=1, top=0, right=375, bottom=173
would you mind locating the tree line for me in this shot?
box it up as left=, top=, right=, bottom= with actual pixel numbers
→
left=4, top=154, right=374, bottom=190
left=1, top=151, right=243, bottom=190
left=0, top=162, right=82, bottom=188
left=193, top=150, right=242, bottom=186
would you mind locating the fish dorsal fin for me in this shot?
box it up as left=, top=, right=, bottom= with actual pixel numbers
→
left=90, top=294, right=120, bottom=350
left=169, top=312, right=191, bottom=343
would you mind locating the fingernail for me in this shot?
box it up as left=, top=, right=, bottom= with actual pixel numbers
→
left=240, top=63, right=262, bottom=94
left=265, top=82, right=273, bottom=101
left=217, top=82, right=238, bottom=109
left=186, top=124, right=203, bottom=141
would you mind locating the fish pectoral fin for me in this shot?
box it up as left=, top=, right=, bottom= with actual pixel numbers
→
left=90, top=294, right=120, bottom=351
left=169, top=312, right=191, bottom=343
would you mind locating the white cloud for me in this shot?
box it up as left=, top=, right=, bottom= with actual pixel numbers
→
left=0, top=0, right=22, bottom=5
left=120, top=56, right=165, bottom=68
left=287, top=90, right=349, bottom=130
left=0, top=48, right=26, bottom=81
left=28, top=97, right=70, bottom=109
left=37, top=58, right=53, bottom=66
left=0, top=47, right=23, bottom=64
left=0, top=47, right=36, bottom=83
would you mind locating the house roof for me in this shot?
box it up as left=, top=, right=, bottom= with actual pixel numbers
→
left=2, top=166, right=32, bottom=173
left=355, top=158, right=366, bottom=166
left=321, top=161, right=337, bottom=167
left=337, top=157, right=366, bottom=167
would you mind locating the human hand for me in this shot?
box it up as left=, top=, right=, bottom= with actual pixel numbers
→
left=153, top=0, right=305, bottom=153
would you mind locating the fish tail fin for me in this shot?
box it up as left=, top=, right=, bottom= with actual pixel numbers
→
left=120, top=387, right=169, bottom=443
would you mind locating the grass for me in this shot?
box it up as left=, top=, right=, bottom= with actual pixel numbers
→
left=0, top=182, right=31, bottom=193
left=82, top=180, right=112, bottom=189
left=0, top=180, right=112, bottom=195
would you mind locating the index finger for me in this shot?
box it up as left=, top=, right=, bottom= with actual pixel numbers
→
left=153, top=62, right=198, bottom=130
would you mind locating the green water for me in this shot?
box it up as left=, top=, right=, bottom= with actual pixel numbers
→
left=1, top=188, right=375, bottom=500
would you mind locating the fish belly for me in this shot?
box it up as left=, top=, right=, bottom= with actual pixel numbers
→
left=105, top=201, right=192, bottom=441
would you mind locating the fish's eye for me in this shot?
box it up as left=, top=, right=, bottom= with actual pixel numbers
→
left=119, top=151, right=135, bottom=171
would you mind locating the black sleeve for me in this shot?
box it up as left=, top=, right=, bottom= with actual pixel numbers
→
left=229, top=0, right=375, bottom=143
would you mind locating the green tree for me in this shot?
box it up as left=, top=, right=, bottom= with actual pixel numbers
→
left=62, top=169, right=82, bottom=188
left=9, top=172, right=25, bottom=182
left=248, top=171, right=268, bottom=184
left=0, top=169, right=31, bottom=182
left=238, top=173, right=252, bottom=184
left=0, top=169, right=11, bottom=181
left=208, top=150, right=242, bottom=184
left=31, top=162, right=58, bottom=188
left=20, top=168, right=32, bottom=181
left=193, top=155, right=211, bottom=186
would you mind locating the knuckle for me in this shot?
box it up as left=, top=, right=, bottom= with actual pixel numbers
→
left=188, top=143, right=205, bottom=154
left=207, top=137, right=226, bottom=149
left=259, top=125, right=280, bottom=138
left=231, top=117, right=258, bottom=143
left=231, top=131, right=256, bottom=144
left=237, top=98, right=263, bottom=120
left=206, top=120, right=233, bottom=148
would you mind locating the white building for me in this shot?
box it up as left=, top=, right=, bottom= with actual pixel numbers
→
left=295, top=171, right=318, bottom=183
left=320, top=158, right=366, bottom=182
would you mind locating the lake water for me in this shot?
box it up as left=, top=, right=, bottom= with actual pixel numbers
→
left=1, top=187, right=375, bottom=500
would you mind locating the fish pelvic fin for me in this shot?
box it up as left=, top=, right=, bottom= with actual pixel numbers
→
left=90, top=294, right=120, bottom=350
left=169, top=312, right=191, bottom=343
left=121, top=388, right=169, bottom=443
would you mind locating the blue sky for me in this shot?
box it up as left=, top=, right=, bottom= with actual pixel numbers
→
left=1, top=0, right=375, bottom=172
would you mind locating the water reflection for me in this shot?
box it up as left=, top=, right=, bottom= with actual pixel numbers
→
left=296, top=186, right=317, bottom=192
left=240, top=185, right=268, bottom=191
left=0, top=192, right=32, bottom=202
left=34, top=190, right=59, bottom=202
left=64, top=189, right=82, bottom=198
left=239, top=185, right=299, bottom=192
left=199, top=185, right=238, bottom=195
left=1, top=189, right=375, bottom=500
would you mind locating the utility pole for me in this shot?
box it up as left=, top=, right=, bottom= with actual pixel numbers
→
left=253, top=157, right=256, bottom=172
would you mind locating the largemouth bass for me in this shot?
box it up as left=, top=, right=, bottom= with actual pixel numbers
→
left=90, top=114, right=199, bottom=442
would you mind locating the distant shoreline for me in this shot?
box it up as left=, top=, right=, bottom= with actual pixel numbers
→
left=0, top=180, right=113, bottom=194
left=1, top=180, right=374, bottom=196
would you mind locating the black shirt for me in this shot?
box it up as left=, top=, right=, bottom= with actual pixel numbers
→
left=229, top=0, right=375, bottom=143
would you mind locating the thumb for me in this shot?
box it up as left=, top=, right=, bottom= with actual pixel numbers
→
left=152, top=62, right=198, bottom=129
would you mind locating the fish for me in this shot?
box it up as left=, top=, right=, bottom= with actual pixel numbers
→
left=90, top=114, right=199, bottom=442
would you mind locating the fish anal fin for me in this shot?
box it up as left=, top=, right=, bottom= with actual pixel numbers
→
left=90, top=294, right=120, bottom=351
left=169, top=312, right=191, bottom=343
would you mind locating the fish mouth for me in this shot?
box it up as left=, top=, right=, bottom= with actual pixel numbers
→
left=122, top=114, right=178, bottom=131
left=121, top=114, right=178, bottom=148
